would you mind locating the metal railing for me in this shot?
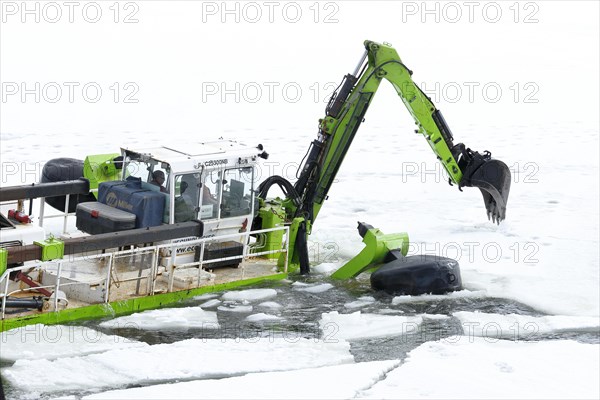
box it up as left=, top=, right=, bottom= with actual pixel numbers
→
left=38, top=189, right=98, bottom=234
left=0, top=225, right=289, bottom=320
left=38, top=194, right=72, bottom=234
left=0, top=187, right=98, bottom=235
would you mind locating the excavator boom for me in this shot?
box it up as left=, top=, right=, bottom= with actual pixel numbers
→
left=293, top=40, right=511, bottom=224
left=256, top=40, right=511, bottom=275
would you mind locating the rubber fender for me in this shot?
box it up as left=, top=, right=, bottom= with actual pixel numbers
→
left=370, top=255, right=462, bottom=295
left=41, top=158, right=96, bottom=212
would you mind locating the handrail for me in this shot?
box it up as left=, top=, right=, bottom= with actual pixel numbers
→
left=38, top=194, right=72, bottom=234
left=0, top=179, right=90, bottom=202
left=0, top=225, right=289, bottom=319
left=1, top=194, right=72, bottom=235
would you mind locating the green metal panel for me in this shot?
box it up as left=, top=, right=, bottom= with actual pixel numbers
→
left=33, top=237, right=65, bottom=261
left=255, top=203, right=286, bottom=259
left=278, top=217, right=305, bottom=273
left=83, top=153, right=121, bottom=198
left=0, top=248, right=7, bottom=277
left=331, top=226, right=409, bottom=280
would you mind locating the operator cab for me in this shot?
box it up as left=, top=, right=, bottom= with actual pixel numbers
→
left=120, top=140, right=260, bottom=237
left=71, top=140, right=262, bottom=267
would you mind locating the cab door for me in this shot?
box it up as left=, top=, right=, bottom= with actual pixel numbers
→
left=200, top=166, right=254, bottom=237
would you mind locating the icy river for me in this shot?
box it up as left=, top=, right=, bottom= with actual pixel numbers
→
left=1, top=1, right=599, bottom=398
left=2, top=273, right=599, bottom=399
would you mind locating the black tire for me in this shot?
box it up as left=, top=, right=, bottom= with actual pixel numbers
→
left=41, top=158, right=96, bottom=212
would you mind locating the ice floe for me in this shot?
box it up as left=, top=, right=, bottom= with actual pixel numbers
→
left=359, top=337, right=600, bottom=399
left=453, top=311, right=600, bottom=339
left=221, top=288, right=277, bottom=302
left=0, top=324, right=146, bottom=361
left=320, top=311, right=423, bottom=341
left=84, top=360, right=399, bottom=399
left=3, top=338, right=354, bottom=393
left=99, top=307, right=219, bottom=331
left=245, top=313, right=283, bottom=322
left=295, top=283, right=334, bottom=293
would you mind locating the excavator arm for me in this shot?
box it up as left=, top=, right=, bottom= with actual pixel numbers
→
left=256, top=40, right=511, bottom=275
left=293, top=40, right=510, bottom=225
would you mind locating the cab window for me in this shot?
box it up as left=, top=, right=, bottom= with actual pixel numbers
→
left=173, top=173, right=200, bottom=223
left=199, top=170, right=221, bottom=220
left=221, top=167, right=253, bottom=218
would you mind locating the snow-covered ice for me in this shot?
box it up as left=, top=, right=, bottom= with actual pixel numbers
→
left=3, top=338, right=354, bottom=393
left=98, top=307, right=219, bottom=331
left=391, top=290, right=487, bottom=305
left=344, top=296, right=376, bottom=309
left=453, top=311, right=600, bottom=338
left=312, top=261, right=345, bottom=276
left=378, top=308, right=406, bottom=315
left=0, top=325, right=146, bottom=361
left=359, top=337, right=600, bottom=399
left=245, top=313, right=283, bottom=322
left=421, top=314, right=451, bottom=320
left=83, top=360, right=399, bottom=399
left=258, top=301, right=284, bottom=310
left=221, top=288, right=277, bottom=302
left=217, top=305, right=253, bottom=313
left=199, top=299, right=222, bottom=308
left=295, top=283, right=334, bottom=293
left=320, top=311, right=423, bottom=341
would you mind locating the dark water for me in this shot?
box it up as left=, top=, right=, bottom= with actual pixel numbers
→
left=84, top=275, right=600, bottom=355
left=2, top=275, right=599, bottom=399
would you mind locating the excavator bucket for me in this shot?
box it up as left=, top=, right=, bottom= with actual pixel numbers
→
left=457, top=148, right=511, bottom=224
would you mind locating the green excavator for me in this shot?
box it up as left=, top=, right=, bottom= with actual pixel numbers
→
left=0, top=40, right=512, bottom=331
left=7, top=40, right=511, bottom=298
left=255, top=40, right=511, bottom=293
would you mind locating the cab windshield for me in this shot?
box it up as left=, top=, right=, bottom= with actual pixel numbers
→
left=200, top=167, right=253, bottom=219
left=123, top=152, right=170, bottom=193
